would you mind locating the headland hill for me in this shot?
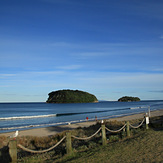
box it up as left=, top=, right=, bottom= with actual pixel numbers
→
left=46, top=89, right=98, bottom=103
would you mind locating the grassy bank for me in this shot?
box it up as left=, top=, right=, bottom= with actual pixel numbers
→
left=59, top=116, right=163, bottom=163
left=59, top=129, right=163, bottom=163
left=0, top=116, right=162, bottom=162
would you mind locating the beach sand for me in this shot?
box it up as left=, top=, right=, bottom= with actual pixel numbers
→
left=1, top=109, right=163, bottom=137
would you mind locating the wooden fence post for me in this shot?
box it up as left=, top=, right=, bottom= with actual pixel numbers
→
left=9, top=139, right=17, bottom=163
left=101, top=124, right=107, bottom=146
left=66, top=132, right=72, bottom=155
left=145, top=115, right=149, bottom=130
left=122, top=127, right=126, bottom=138
left=126, top=121, right=130, bottom=137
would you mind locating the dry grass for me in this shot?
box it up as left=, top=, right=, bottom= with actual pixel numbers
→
left=60, top=129, right=163, bottom=163
left=0, top=135, right=9, bottom=148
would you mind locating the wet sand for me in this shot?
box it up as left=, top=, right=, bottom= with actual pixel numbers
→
left=0, top=109, right=163, bottom=137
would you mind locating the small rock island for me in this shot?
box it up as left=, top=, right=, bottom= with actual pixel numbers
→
left=118, top=96, right=140, bottom=102
left=46, top=89, right=98, bottom=103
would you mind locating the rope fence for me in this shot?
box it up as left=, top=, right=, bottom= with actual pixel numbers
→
left=105, top=124, right=126, bottom=133
left=129, top=118, right=145, bottom=129
left=71, top=127, right=101, bottom=140
left=6, top=115, right=149, bottom=162
left=17, top=136, right=66, bottom=154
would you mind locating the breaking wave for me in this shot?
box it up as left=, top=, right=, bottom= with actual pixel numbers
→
left=0, top=114, right=57, bottom=121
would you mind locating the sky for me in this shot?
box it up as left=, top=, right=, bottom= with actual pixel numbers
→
left=0, top=0, right=163, bottom=102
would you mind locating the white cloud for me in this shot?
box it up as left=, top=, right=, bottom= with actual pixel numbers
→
left=77, top=72, right=163, bottom=89
left=49, top=42, right=81, bottom=49
left=76, top=52, right=108, bottom=58
left=160, top=35, right=163, bottom=39
left=151, top=68, right=163, bottom=72
left=57, top=65, right=82, bottom=70
left=149, top=90, right=163, bottom=93
left=30, top=70, right=66, bottom=75
left=0, top=74, right=16, bottom=79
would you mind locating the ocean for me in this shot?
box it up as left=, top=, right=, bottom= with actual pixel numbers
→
left=0, top=100, right=163, bottom=133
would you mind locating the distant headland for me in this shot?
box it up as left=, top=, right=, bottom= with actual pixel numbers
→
left=118, top=96, right=140, bottom=102
left=46, top=89, right=98, bottom=103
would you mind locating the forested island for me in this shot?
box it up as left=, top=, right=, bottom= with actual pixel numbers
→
left=46, top=89, right=98, bottom=103
left=118, top=96, right=140, bottom=102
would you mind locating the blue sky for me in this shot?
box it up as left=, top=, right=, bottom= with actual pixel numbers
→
left=0, top=0, right=163, bottom=102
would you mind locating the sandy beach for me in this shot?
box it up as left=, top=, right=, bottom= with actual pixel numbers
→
left=1, top=109, right=163, bottom=137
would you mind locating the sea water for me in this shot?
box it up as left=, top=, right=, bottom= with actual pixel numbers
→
left=0, top=100, right=163, bottom=133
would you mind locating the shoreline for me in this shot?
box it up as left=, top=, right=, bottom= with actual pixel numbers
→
left=0, top=109, right=163, bottom=137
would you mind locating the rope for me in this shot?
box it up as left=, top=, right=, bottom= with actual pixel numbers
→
left=17, top=136, right=66, bottom=153
left=129, top=118, right=145, bottom=129
left=105, top=124, right=126, bottom=133
left=71, top=127, right=101, bottom=140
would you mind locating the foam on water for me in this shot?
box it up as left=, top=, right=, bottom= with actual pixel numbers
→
left=0, top=114, right=56, bottom=120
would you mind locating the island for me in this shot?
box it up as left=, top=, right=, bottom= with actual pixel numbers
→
left=46, top=89, right=98, bottom=103
left=118, top=96, right=140, bottom=102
